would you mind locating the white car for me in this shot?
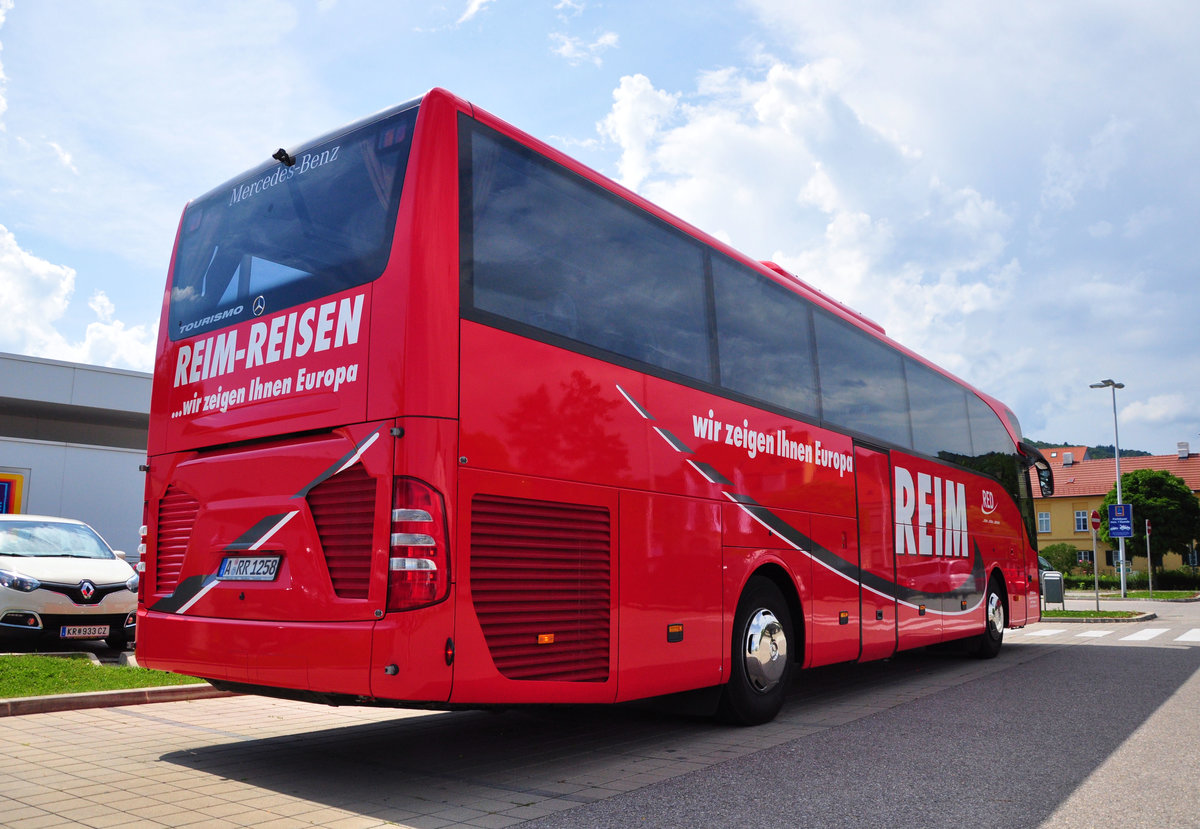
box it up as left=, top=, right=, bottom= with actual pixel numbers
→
left=0, top=515, right=137, bottom=650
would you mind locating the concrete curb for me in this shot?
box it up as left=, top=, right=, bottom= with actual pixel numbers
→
left=0, top=684, right=234, bottom=717
left=1039, top=612, right=1158, bottom=624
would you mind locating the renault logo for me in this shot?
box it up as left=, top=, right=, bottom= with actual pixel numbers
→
left=79, top=580, right=96, bottom=600
left=252, top=295, right=266, bottom=316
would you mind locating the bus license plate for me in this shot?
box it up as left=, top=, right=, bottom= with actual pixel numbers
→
left=60, top=625, right=110, bottom=639
left=218, top=555, right=282, bottom=582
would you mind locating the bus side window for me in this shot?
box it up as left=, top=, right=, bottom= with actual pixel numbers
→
left=467, top=125, right=712, bottom=384
left=711, top=255, right=820, bottom=419
left=813, top=310, right=912, bottom=449
left=906, top=359, right=972, bottom=460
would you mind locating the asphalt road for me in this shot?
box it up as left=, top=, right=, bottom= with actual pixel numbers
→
left=520, top=599, right=1200, bottom=829
left=521, top=643, right=1200, bottom=829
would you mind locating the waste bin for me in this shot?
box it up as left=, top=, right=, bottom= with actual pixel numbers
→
left=1041, top=570, right=1064, bottom=609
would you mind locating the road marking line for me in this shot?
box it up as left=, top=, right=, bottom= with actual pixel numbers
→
left=1174, top=629, right=1200, bottom=642
left=1077, top=630, right=1113, bottom=638
left=1025, top=629, right=1068, bottom=637
left=1120, top=628, right=1169, bottom=641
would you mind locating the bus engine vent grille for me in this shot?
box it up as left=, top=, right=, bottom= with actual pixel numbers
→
left=156, top=485, right=199, bottom=593
left=307, top=464, right=375, bottom=599
left=470, top=494, right=611, bottom=682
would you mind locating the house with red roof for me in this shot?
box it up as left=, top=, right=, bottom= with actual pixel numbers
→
left=1033, top=442, right=1200, bottom=574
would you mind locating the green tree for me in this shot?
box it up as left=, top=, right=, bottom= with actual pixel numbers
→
left=1040, top=542, right=1081, bottom=575
left=1099, top=469, right=1200, bottom=571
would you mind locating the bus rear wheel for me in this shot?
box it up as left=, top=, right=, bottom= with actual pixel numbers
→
left=974, top=577, right=1006, bottom=659
left=718, top=576, right=793, bottom=725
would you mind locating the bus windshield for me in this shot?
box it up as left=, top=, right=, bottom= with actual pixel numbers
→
left=168, top=103, right=419, bottom=341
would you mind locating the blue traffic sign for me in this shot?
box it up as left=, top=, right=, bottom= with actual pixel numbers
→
left=1109, top=503, right=1133, bottom=538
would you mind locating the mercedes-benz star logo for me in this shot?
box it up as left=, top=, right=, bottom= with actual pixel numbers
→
left=252, top=295, right=266, bottom=316
left=79, top=580, right=96, bottom=600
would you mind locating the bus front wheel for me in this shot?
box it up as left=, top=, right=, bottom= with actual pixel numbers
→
left=718, top=576, right=793, bottom=725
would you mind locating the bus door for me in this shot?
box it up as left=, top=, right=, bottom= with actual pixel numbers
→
left=855, top=444, right=897, bottom=662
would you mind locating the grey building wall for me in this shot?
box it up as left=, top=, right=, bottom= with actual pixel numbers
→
left=0, top=352, right=150, bottom=556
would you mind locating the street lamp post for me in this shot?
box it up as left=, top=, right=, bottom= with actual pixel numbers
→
left=1090, top=379, right=1126, bottom=597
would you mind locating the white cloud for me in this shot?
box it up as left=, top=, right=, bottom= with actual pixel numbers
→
left=88, top=291, right=115, bottom=323
left=774, top=211, right=888, bottom=312
left=0, top=224, right=155, bottom=370
left=550, top=31, right=618, bottom=66
left=0, top=223, right=75, bottom=351
left=457, top=0, right=495, bottom=24
left=554, top=0, right=585, bottom=17
left=599, top=74, right=679, bottom=190
left=594, top=65, right=1016, bottom=343
left=1121, top=394, right=1189, bottom=426
left=48, top=141, right=78, bottom=174
left=799, top=164, right=838, bottom=213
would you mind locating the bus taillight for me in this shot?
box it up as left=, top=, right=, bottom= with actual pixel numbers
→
left=387, top=478, right=448, bottom=610
left=136, top=523, right=148, bottom=604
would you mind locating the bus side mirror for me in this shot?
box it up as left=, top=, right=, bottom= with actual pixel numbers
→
left=1019, top=441, right=1054, bottom=497
left=1034, top=460, right=1054, bottom=497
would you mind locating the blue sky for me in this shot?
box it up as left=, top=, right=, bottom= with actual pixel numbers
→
left=1, top=0, right=1198, bottom=454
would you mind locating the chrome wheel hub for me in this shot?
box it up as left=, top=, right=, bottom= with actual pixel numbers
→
left=986, top=591, right=1004, bottom=636
left=742, top=608, right=787, bottom=692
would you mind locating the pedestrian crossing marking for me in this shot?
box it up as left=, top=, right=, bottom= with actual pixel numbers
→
left=1015, top=625, right=1200, bottom=645
left=1119, top=628, right=1169, bottom=642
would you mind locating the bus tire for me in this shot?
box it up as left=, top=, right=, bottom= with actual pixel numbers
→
left=974, top=577, right=1006, bottom=659
left=718, top=576, right=793, bottom=725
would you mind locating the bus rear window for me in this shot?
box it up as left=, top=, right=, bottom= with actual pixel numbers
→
left=168, top=103, right=418, bottom=340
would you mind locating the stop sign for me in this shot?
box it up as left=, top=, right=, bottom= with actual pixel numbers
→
left=1090, top=510, right=1101, bottom=531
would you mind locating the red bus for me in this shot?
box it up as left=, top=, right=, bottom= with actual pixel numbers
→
left=137, top=88, right=1054, bottom=724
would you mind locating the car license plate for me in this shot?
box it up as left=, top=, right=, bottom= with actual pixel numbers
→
left=218, top=555, right=282, bottom=582
left=60, top=625, right=110, bottom=639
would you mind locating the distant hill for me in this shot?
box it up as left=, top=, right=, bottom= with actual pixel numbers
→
left=1026, top=439, right=1152, bottom=459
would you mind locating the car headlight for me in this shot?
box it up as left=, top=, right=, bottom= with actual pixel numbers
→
left=0, top=569, right=40, bottom=592
left=125, top=573, right=140, bottom=592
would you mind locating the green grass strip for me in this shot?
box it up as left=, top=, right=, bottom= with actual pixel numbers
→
left=0, top=654, right=204, bottom=699
left=1041, top=609, right=1142, bottom=619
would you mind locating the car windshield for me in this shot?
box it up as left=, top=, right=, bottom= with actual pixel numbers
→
left=0, top=521, right=115, bottom=559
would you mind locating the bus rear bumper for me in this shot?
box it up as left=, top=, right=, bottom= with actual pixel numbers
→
left=135, top=609, right=375, bottom=697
